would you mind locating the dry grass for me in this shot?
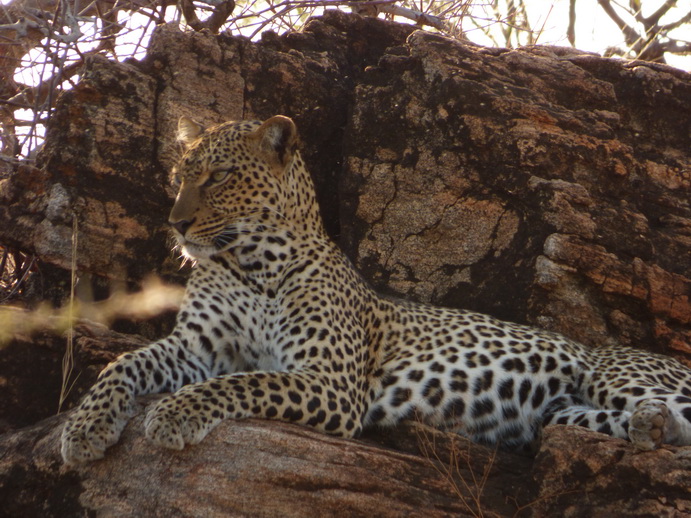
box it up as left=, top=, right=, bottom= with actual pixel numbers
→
left=413, top=421, right=585, bottom=517
left=0, top=277, right=185, bottom=346
left=414, top=422, right=498, bottom=518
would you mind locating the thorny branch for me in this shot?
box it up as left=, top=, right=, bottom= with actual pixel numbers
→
left=597, top=0, right=691, bottom=62
left=0, top=0, right=457, bottom=165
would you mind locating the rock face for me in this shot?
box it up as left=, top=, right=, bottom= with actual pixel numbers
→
left=0, top=12, right=415, bottom=286
left=0, top=407, right=536, bottom=518
left=1, top=9, right=690, bottom=517
left=3, top=399, right=691, bottom=517
left=341, top=33, right=691, bottom=359
left=533, top=426, right=691, bottom=516
left=1, top=11, right=689, bottom=359
left=0, top=322, right=148, bottom=434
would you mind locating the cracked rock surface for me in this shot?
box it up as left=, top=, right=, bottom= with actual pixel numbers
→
left=340, top=30, right=691, bottom=359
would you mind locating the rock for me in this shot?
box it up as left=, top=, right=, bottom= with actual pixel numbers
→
left=340, top=31, right=691, bottom=361
left=2, top=405, right=689, bottom=517
left=534, top=426, right=691, bottom=516
left=0, top=403, right=536, bottom=518
left=7, top=58, right=165, bottom=282
left=0, top=321, right=147, bottom=434
left=1, top=10, right=691, bottom=517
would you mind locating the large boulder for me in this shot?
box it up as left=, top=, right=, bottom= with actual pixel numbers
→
left=1, top=10, right=690, bottom=517
left=1, top=11, right=688, bottom=358
left=2, top=393, right=689, bottom=517
left=341, top=31, right=691, bottom=358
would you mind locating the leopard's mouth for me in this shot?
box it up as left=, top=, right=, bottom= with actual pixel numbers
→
left=169, top=220, right=240, bottom=258
left=172, top=235, right=219, bottom=260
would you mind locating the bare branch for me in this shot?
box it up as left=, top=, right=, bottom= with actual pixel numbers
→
left=597, top=0, right=641, bottom=46
left=660, top=9, right=691, bottom=33
left=567, top=0, right=576, bottom=46
left=379, top=3, right=446, bottom=31
left=657, top=38, right=691, bottom=55
left=180, top=0, right=236, bottom=33
left=642, top=0, right=676, bottom=27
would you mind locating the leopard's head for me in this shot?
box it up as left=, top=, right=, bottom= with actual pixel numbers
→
left=168, top=115, right=302, bottom=259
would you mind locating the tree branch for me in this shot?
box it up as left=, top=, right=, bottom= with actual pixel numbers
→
left=642, top=0, right=676, bottom=27
left=179, top=0, right=236, bottom=33
left=378, top=3, right=446, bottom=31
left=567, top=0, right=576, bottom=46
left=597, top=0, right=641, bottom=46
left=657, top=38, right=691, bottom=55
left=660, top=9, right=691, bottom=33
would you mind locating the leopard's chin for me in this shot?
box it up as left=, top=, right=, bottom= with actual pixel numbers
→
left=177, top=241, right=218, bottom=260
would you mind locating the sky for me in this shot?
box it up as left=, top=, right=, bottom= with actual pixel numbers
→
left=484, top=0, right=691, bottom=70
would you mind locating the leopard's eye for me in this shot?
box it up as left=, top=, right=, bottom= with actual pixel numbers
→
left=211, top=170, right=229, bottom=183
left=170, top=173, right=182, bottom=188
left=207, top=167, right=238, bottom=185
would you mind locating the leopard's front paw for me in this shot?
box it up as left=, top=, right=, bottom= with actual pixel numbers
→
left=629, top=399, right=668, bottom=451
left=61, top=404, right=132, bottom=465
left=144, top=392, right=221, bottom=450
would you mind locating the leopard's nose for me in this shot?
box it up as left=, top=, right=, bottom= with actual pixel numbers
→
left=170, top=218, right=194, bottom=235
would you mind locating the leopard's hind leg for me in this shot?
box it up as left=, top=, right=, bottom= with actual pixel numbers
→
left=541, top=394, right=631, bottom=439
left=542, top=391, right=691, bottom=450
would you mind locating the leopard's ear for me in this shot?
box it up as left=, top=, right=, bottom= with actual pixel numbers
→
left=252, top=115, right=297, bottom=171
left=177, top=116, right=205, bottom=147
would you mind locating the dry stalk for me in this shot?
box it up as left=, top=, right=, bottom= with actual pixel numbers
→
left=58, top=214, right=79, bottom=412
left=0, top=278, right=185, bottom=346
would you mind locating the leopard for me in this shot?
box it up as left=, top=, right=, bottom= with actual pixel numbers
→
left=61, top=114, right=691, bottom=465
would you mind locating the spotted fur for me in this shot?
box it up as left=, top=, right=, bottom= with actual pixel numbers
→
left=61, top=115, right=691, bottom=464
